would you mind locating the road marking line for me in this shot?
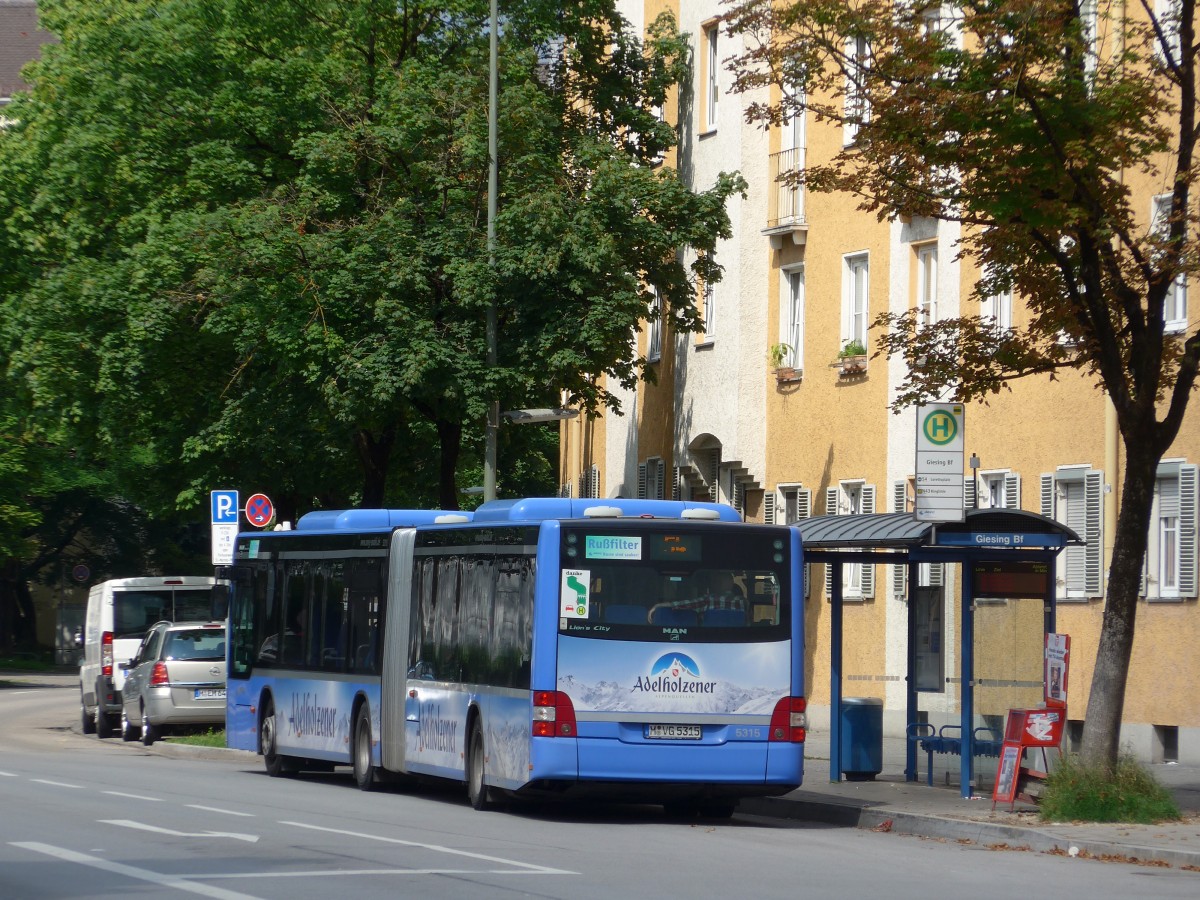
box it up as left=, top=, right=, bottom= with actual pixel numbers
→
left=100, top=819, right=259, bottom=843
left=199, top=868, right=558, bottom=879
left=187, top=804, right=255, bottom=817
left=11, top=843, right=265, bottom=900
left=0, top=771, right=17, bottom=777
left=31, top=779, right=83, bottom=789
left=103, top=791, right=163, bottom=802
left=279, top=820, right=576, bottom=875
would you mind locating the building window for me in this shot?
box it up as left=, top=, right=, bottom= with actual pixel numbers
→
left=781, top=266, right=805, bottom=369
left=1153, top=194, right=1188, bottom=333
left=844, top=33, right=870, bottom=144
left=1155, top=0, right=1182, bottom=64
left=825, top=482, right=876, bottom=599
left=1145, top=462, right=1197, bottom=600
left=981, top=274, right=1013, bottom=334
left=1041, top=468, right=1104, bottom=600
left=767, top=485, right=812, bottom=596
left=978, top=472, right=1020, bottom=509
left=704, top=22, right=719, bottom=132
left=638, top=458, right=666, bottom=500
left=702, top=274, right=716, bottom=339
left=647, top=292, right=662, bottom=362
left=917, top=244, right=938, bottom=328
left=844, top=253, right=870, bottom=350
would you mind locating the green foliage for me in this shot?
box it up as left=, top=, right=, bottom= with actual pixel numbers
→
left=838, top=339, right=867, bottom=358
left=1040, top=753, right=1181, bottom=824
left=0, top=0, right=741, bottom=629
left=768, top=343, right=791, bottom=367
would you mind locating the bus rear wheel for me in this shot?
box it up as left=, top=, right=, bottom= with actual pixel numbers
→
left=353, top=705, right=380, bottom=792
left=467, top=722, right=493, bottom=811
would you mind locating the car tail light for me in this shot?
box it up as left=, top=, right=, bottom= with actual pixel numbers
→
left=101, top=632, right=113, bottom=677
left=150, top=662, right=170, bottom=687
left=769, top=696, right=807, bottom=742
left=532, top=690, right=577, bottom=737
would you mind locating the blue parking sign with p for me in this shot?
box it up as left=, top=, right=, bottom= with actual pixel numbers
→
left=211, top=490, right=239, bottom=525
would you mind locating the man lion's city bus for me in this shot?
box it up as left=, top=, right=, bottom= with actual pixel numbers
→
left=225, top=497, right=806, bottom=816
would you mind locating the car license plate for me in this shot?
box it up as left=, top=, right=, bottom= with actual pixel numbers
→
left=646, top=724, right=702, bottom=740
left=194, top=688, right=225, bottom=700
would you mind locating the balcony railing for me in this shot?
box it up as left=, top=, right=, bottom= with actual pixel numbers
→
left=767, top=147, right=807, bottom=229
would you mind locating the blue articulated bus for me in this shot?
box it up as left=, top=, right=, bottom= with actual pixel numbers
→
left=225, top=497, right=806, bottom=816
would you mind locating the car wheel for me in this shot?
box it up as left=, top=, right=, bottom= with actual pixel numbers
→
left=81, top=701, right=96, bottom=735
left=140, top=706, right=159, bottom=746
left=261, top=700, right=296, bottom=777
left=467, top=721, right=493, bottom=811
left=95, top=705, right=113, bottom=739
left=120, top=709, right=140, bottom=742
left=353, top=705, right=379, bottom=792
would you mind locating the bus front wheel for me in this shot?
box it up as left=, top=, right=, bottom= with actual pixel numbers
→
left=467, top=722, right=493, bottom=811
left=353, top=705, right=380, bottom=792
left=261, top=701, right=296, bottom=778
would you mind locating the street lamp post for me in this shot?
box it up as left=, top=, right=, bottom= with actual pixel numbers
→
left=484, top=0, right=500, bottom=502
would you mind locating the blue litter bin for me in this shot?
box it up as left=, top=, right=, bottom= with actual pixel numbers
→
left=840, top=697, right=883, bottom=781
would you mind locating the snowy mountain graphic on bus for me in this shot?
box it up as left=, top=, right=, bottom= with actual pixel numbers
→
left=649, top=653, right=700, bottom=679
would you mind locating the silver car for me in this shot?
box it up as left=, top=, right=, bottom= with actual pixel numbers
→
left=119, top=621, right=227, bottom=745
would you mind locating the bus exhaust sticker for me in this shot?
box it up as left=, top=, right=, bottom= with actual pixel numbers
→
left=561, top=569, right=590, bottom=618
left=584, top=536, right=643, bottom=560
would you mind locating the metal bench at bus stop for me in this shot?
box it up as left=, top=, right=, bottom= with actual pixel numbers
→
left=907, top=723, right=1003, bottom=786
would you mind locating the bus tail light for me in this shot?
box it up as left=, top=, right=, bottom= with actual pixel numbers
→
left=150, top=662, right=170, bottom=687
left=769, top=696, right=807, bottom=743
left=101, top=632, right=113, bottom=677
left=532, top=691, right=577, bottom=737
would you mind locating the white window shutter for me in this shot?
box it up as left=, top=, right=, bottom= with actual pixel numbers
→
left=824, top=487, right=840, bottom=597
left=964, top=477, right=976, bottom=510
left=672, top=466, right=682, bottom=501
left=590, top=465, right=601, bottom=499
left=1005, top=473, right=1021, bottom=509
left=1041, top=474, right=1054, bottom=519
left=764, top=491, right=776, bottom=525
left=637, top=463, right=647, bottom=499
left=861, top=485, right=876, bottom=597
left=799, top=488, right=812, bottom=598
left=709, top=450, right=721, bottom=502
left=1085, top=470, right=1104, bottom=596
left=928, top=562, right=944, bottom=587
left=1180, top=464, right=1198, bottom=598
left=892, top=481, right=908, bottom=598
left=655, top=460, right=666, bottom=500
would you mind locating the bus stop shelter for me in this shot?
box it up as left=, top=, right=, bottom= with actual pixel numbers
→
left=800, top=509, right=1082, bottom=798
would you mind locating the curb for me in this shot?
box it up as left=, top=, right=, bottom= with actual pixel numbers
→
left=740, top=796, right=1200, bottom=869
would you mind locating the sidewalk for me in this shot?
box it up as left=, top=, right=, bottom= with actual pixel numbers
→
left=742, top=730, right=1200, bottom=869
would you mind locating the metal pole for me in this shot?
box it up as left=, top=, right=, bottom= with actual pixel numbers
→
left=483, top=0, right=500, bottom=502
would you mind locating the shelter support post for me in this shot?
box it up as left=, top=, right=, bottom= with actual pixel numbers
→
left=829, top=560, right=844, bottom=784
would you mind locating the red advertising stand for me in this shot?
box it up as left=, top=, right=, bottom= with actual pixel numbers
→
left=993, top=634, right=1070, bottom=809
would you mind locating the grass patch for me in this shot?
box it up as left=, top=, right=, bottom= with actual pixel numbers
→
left=0, top=653, right=56, bottom=672
left=1040, top=753, right=1181, bottom=824
left=168, top=728, right=227, bottom=748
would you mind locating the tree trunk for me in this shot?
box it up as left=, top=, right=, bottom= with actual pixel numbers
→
left=435, top=419, right=462, bottom=510
left=353, top=426, right=396, bottom=508
left=1079, top=438, right=1158, bottom=769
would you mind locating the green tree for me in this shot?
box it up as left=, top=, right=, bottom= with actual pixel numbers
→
left=2, top=0, right=740, bottom=524
left=726, top=0, right=1197, bottom=768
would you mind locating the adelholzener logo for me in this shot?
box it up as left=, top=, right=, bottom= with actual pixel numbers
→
left=632, top=653, right=718, bottom=694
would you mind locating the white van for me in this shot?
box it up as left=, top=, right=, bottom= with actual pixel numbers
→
left=79, top=576, right=226, bottom=738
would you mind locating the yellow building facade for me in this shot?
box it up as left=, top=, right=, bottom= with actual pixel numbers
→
left=562, top=1, right=1199, bottom=765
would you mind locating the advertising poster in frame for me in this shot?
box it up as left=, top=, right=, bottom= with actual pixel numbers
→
left=992, top=742, right=1022, bottom=806
left=1044, top=633, right=1070, bottom=707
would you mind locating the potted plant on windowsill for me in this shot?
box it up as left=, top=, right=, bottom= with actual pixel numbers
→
left=769, top=342, right=800, bottom=383
left=836, top=339, right=868, bottom=376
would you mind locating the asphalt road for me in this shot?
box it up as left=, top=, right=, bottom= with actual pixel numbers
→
left=2, top=672, right=1197, bottom=899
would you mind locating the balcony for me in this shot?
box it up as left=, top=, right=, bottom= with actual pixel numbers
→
left=763, top=147, right=808, bottom=250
